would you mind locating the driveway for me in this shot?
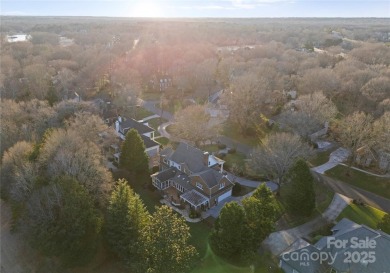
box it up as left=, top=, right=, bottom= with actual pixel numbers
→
left=262, top=193, right=351, bottom=255
left=312, top=172, right=390, bottom=213
left=311, top=147, right=350, bottom=174
left=140, top=99, right=174, bottom=121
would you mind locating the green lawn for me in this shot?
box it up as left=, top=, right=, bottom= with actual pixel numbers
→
left=201, top=144, right=220, bottom=153
left=155, top=136, right=170, bottom=146
left=147, top=117, right=168, bottom=131
left=325, top=165, right=390, bottom=199
left=308, top=147, right=338, bottom=167
left=222, top=122, right=259, bottom=147
left=336, top=203, right=386, bottom=229
left=192, top=245, right=252, bottom=273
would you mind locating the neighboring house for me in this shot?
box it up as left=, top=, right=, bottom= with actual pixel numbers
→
left=151, top=142, right=234, bottom=211
left=114, top=116, right=160, bottom=166
left=149, top=74, right=173, bottom=91
left=280, top=218, right=390, bottom=273
left=353, top=146, right=390, bottom=173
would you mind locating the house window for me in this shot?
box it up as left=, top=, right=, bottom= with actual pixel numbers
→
left=219, top=183, right=225, bottom=189
left=178, top=165, right=181, bottom=170
left=163, top=158, right=168, bottom=164
left=196, top=182, right=203, bottom=190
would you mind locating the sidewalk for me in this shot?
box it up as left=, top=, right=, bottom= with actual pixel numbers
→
left=262, top=193, right=351, bottom=255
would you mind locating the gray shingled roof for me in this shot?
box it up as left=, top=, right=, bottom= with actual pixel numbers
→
left=281, top=220, right=390, bottom=273
left=169, top=143, right=208, bottom=173
left=120, top=117, right=154, bottom=135
left=160, top=147, right=174, bottom=157
left=191, top=169, right=224, bottom=188
left=152, top=167, right=177, bottom=181
left=141, top=135, right=159, bottom=149
left=171, top=172, right=193, bottom=191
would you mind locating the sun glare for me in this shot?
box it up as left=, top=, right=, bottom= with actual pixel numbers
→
left=131, top=1, right=162, bottom=18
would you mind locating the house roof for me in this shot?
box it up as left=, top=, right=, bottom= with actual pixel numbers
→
left=119, top=117, right=154, bottom=135
left=160, top=147, right=174, bottom=158
left=281, top=219, right=390, bottom=273
left=191, top=169, right=227, bottom=188
left=171, top=172, right=193, bottom=191
left=152, top=167, right=177, bottom=181
left=180, top=190, right=208, bottom=207
left=141, top=135, right=159, bottom=149
left=169, top=142, right=208, bottom=173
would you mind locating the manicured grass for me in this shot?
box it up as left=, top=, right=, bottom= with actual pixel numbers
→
left=308, top=147, right=337, bottom=167
left=192, top=245, right=252, bottom=273
left=325, top=165, right=390, bottom=199
left=201, top=144, right=220, bottom=153
left=155, top=136, right=170, bottom=146
left=141, top=91, right=162, bottom=100
left=135, top=107, right=155, bottom=120
left=222, top=122, right=259, bottom=147
left=188, top=220, right=212, bottom=258
left=147, top=117, right=168, bottom=131
left=336, top=203, right=386, bottom=229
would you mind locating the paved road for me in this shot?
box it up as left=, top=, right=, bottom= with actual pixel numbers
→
left=312, top=172, right=390, bottom=213
left=140, top=99, right=174, bottom=121
left=262, top=193, right=351, bottom=255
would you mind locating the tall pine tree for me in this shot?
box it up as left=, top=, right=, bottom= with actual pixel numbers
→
left=242, top=184, right=279, bottom=250
left=119, top=129, right=149, bottom=175
left=284, top=159, right=316, bottom=216
left=210, top=202, right=252, bottom=262
left=143, top=206, right=198, bottom=273
left=105, top=179, right=150, bottom=271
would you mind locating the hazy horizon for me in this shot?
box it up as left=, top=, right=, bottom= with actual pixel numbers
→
left=2, top=0, right=389, bottom=18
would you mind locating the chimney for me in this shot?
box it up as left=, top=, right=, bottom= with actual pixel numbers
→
left=118, top=116, right=122, bottom=123
left=203, top=152, right=209, bottom=166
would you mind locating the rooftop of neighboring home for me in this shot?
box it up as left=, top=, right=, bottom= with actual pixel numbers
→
left=117, top=116, right=154, bottom=135
left=280, top=218, right=390, bottom=273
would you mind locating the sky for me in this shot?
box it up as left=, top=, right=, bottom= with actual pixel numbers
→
left=1, top=0, right=389, bottom=18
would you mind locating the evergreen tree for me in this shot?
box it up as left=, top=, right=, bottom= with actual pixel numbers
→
left=284, top=159, right=316, bottom=216
left=105, top=179, right=150, bottom=271
left=242, top=184, right=279, bottom=250
left=143, top=206, right=198, bottom=273
left=23, top=176, right=102, bottom=267
left=119, top=129, right=149, bottom=175
left=45, top=81, right=59, bottom=106
left=210, top=202, right=252, bottom=262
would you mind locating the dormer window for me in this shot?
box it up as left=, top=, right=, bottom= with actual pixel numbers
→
left=196, top=182, right=203, bottom=190
left=219, top=183, right=225, bottom=189
left=178, top=165, right=181, bottom=170
left=163, top=158, right=168, bottom=164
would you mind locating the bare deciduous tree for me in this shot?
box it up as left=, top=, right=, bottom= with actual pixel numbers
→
left=249, top=132, right=313, bottom=191
left=333, top=111, right=375, bottom=166
left=173, top=104, right=221, bottom=146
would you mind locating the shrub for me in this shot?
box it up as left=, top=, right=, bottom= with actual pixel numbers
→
left=232, top=183, right=242, bottom=196
left=218, top=143, right=227, bottom=149
left=189, top=209, right=200, bottom=219
left=216, top=152, right=226, bottom=159
left=228, top=148, right=236, bottom=154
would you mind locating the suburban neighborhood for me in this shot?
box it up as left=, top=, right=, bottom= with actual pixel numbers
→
left=1, top=14, right=390, bottom=273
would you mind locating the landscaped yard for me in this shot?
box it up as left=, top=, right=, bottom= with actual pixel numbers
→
left=325, top=165, right=390, bottom=199
left=147, top=117, right=168, bottom=131
left=225, top=152, right=247, bottom=173
left=222, top=122, right=259, bottom=147
left=336, top=203, right=386, bottom=229
left=155, top=136, right=170, bottom=146
left=308, top=146, right=338, bottom=167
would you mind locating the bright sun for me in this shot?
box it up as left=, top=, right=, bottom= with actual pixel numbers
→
left=131, top=1, right=162, bottom=18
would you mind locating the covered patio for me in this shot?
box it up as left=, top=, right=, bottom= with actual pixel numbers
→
left=180, top=190, right=209, bottom=211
